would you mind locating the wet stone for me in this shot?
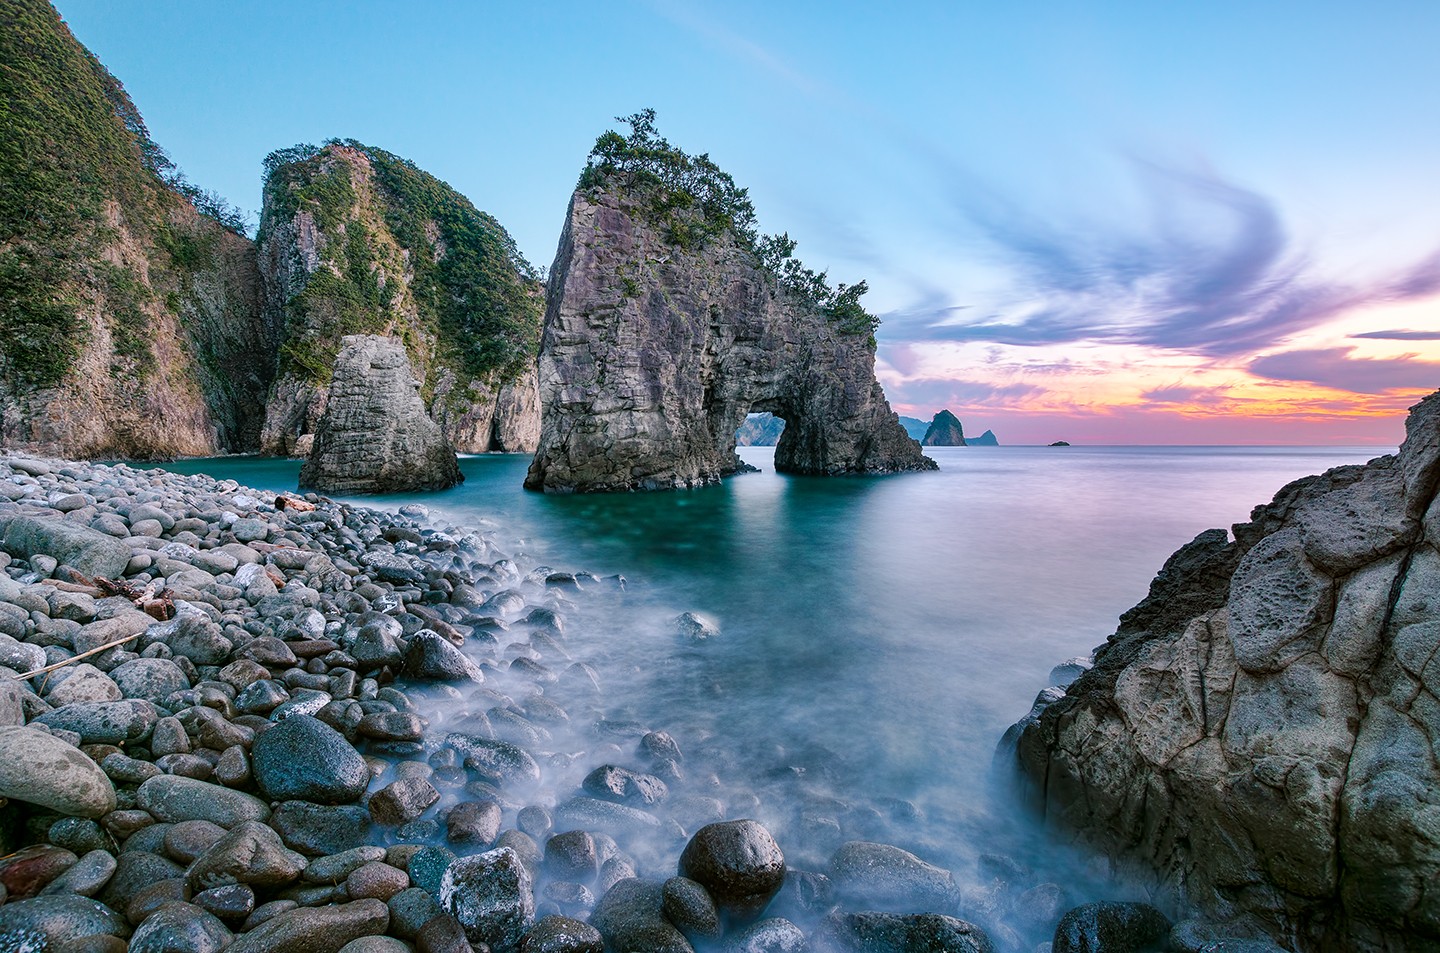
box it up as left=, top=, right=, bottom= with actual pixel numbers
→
left=679, top=820, right=786, bottom=922
left=1053, top=901, right=1172, bottom=953
left=662, top=876, right=722, bottom=942
left=521, top=915, right=604, bottom=953
left=187, top=822, right=308, bottom=892
left=129, top=901, right=232, bottom=953
left=446, top=798, right=503, bottom=847
left=544, top=830, right=598, bottom=883
left=251, top=714, right=369, bottom=804
left=369, top=776, right=440, bottom=826
left=387, top=887, right=443, bottom=940
left=268, top=800, right=373, bottom=857
left=193, top=882, right=255, bottom=924
left=346, top=861, right=410, bottom=902
left=438, top=847, right=535, bottom=953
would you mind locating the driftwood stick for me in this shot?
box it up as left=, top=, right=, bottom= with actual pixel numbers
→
left=10, top=631, right=142, bottom=680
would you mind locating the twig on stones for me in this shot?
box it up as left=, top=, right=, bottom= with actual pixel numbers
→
left=10, top=630, right=143, bottom=680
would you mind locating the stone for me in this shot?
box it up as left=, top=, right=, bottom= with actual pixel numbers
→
left=0, top=726, right=116, bottom=818
left=525, top=182, right=935, bottom=492
left=582, top=764, right=667, bottom=806
left=98, top=852, right=183, bottom=912
left=32, top=699, right=157, bottom=745
left=0, top=894, right=128, bottom=949
left=129, top=901, right=231, bottom=953
left=110, top=658, right=190, bottom=704
left=357, top=711, right=424, bottom=741
left=1, top=845, right=78, bottom=898
left=521, top=915, right=604, bottom=953
left=43, top=664, right=120, bottom=705
left=225, top=898, right=390, bottom=953
left=544, top=830, right=598, bottom=883
left=447, top=798, right=503, bottom=847
left=662, top=876, right=721, bottom=941
left=407, top=846, right=457, bottom=895
left=167, top=616, right=234, bottom=666
left=298, top=335, right=463, bottom=494
left=302, top=846, right=387, bottom=885
left=589, top=879, right=694, bottom=953
left=815, top=911, right=994, bottom=953
left=193, top=883, right=255, bottom=924
left=678, top=820, right=786, bottom=921
left=726, top=917, right=809, bottom=953
left=1052, top=902, right=1171, bottom=953
left=187, top=820, right=308, bottom=891
left=369, top=777, right=440, bottom=826
left=447, top=733, right=540, bottom=786
left=387, top=887, right=443, bottom=940
left=345, top=862, right=409, bottom=902
left=136, top=776, right=270, bottom=828
left=437, top=847, right=535, bottom=953
left=268, top=801, right=372, bottom=857
left=2, top=516, right=132, bottom=578
left=251, top=714, right=369, bottom=804
left=39, top=849, right=116, bottom=898
left=826, top=841, right=960, bottom=914
left=403, top=631, right=485, bottom=682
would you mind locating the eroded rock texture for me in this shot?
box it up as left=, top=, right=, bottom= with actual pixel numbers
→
left=298, top=335, right=461, bottom=494
left=524, top=188, right=934, bottom=492
left=257, top=142, right=541, bottom=457
left=1015, top=390, right=1440, bottom=952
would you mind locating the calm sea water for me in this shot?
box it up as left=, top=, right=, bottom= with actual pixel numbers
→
left=153, top=444, right=1390, bottom=910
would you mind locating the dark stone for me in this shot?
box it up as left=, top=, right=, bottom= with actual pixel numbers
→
left=589, top=879, right=694, bottom=953
left=437, top=847, right=534, bottom=953
left=447, top=799, right=503, bottom=847
left=369, top=777, right=440, bottom=826
left=581, top=764, right=667, bottom=806
left=726, top=917, right=809, bottom=953
left=544, top=830, right=597, bottom=883
left=816, top=912, right=995, bottom=953
left=1053, top=902, right=1171, bottom=953
left=268, top=801, right=373, bottom=857
left=520, top=915, right=604, bottom=953
left=678, top=820, right=785, bottom=921
left=0, top=893, right=129, bottom=949
left=225, top=898, right=391, bottom=953
left=251, top=714, right=369, bottom=804
left=661, top=876, right=721, bottom=942
left=447, top=733, right=540, bottom=787
left=128, top=901, right=231, bottom=953
left=404, top=632, right=485, bottom=683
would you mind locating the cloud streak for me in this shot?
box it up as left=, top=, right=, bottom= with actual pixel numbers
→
left=1249, top=347, right=1440, bottom=394
left=882, top=163, right=1440, bottom=358
left=1350, top=329, right=1440, bottom=341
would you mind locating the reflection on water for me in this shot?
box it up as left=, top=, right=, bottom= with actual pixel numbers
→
left=153, top=443, right=1391, bottom=926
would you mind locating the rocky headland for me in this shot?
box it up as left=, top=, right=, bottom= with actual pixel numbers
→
left=524, top=113, right=934, bottom=493
left=1010, top=390, right=1440, bottom=952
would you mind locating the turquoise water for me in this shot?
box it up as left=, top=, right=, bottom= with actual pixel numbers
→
left=151, top=444, right=1390, bottom=894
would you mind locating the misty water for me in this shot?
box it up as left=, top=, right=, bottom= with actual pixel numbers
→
left=155, top=443, right=1388, bottom=934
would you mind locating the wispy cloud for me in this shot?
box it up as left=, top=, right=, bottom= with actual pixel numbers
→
left=881, top=163, right=1440, bottom=358
left=1350, top=329, right=1440, bottom=341
left=1249, top=347, right=1440, bottom=394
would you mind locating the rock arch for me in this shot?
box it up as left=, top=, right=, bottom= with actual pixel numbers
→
left=524, top=188, right=935, bottom=492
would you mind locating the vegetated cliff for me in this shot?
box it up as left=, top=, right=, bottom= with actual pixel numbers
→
left=257, top=141, right=542, bottom=456
left=922, top=409, right=966, bottom=446
left=0, top=0, right=273, bottom=458
left=298, top=335, right=462, bottom=493
left=526, top=111, right=934, bottom=492
left=1012, top=390, right=1440, bottom=952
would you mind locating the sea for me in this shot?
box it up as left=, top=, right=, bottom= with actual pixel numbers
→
left=150, top=443, right=1391, bottom=927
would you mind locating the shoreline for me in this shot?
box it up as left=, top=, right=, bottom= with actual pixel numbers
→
left=0, top=450, right=1250, bottom=952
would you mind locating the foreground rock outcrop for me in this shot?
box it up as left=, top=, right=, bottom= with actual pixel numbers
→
left=525, top=116, right=933, bottom=492
left=1013, top=390, right=1440, bottom=952
left=298, top=335, right=462, bottom=494
left=0, top=0, right=273, bottom=459
left=921, top=410, right=966, bottom=447
left=257, top=141, right=542, bottom=457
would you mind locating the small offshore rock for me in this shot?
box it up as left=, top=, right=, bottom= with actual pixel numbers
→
left=675, top=612, right=719, bottom=643
left=544, top=830, right=597, bottom=883
left=369, top=776, right=440, bottom=826
left=438, top=847, right=535, bottom=953
left=447, top=799, right=503, bottom=847
left=678, top=820, right=786, bottom=921
left=1053, top=902, right=1171, bottom=953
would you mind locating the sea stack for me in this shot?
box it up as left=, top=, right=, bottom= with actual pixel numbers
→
left=525, top=115, right=934, bottom=492
left=299, top=335, right=462, bottom=494
left=1012, top=389, right=1440, bottom=951
left=921, top=410, right=966, bottom=446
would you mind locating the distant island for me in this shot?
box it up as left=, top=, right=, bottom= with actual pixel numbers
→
left=1049, top=440, right=1071, bottom=446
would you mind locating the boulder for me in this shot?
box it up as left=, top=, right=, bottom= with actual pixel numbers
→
left=250, top=714, right=369, bottom=804
left=298, top=335, right=463, bottom=494
left=678, top=820, right=786, bottom=921
left=816, top=911, right=994, bottom=953
left=437, top=847, right=534, bottom=953
left=2, top=516, right=132, bottom=578
left=589, top=879, right=694, bottom=953
left=826, top=841, right=960, bottom=914
left=0, top=727, right=116, bottom=818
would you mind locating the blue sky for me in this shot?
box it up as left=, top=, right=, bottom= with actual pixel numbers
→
left=54, top=0, right=1440, bottom=443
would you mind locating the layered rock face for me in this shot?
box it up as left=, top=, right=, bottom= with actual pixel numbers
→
left=298, top=335, right=462, bottom=493
left=921, top=410, right=966, bottom=446
left=525, top=188, right=933, bottom=492
left=1014, top=390, right=1440, bottom=952
left=257, top=142, right=541, bottom=457
left=0, top=0, right=274, bottom=459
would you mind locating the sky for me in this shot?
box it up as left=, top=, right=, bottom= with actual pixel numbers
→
left=52, top=0, right=1440, bottom=445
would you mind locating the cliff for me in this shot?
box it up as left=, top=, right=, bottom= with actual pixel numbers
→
left=1012, top=390, right=1440, bottom=952
left=0, top=0, right=273, bottom=458
left=257, top=141, right=541, bottom=456
left=525, top=112, right=934, bottom=492
left=921, top=409, right=966, bottom=446
left=298, top=335, right=462, bottom=493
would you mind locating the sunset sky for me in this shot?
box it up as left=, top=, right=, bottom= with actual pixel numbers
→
left=53, top=1, right=1440, bottom=445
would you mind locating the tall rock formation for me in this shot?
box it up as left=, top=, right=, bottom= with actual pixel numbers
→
left=257, top=141, right=542, bottom=456
left=525, top=113, right=934, bottom=492
left=921, top=410, right=966, bottom=446
left=1012, top=390, right=1440, bottom=952
left=298, top=335, right=461, bottom=494
left=968, top=429, right=999, bottom=446
left=0, top=0, right=274, bottom=458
